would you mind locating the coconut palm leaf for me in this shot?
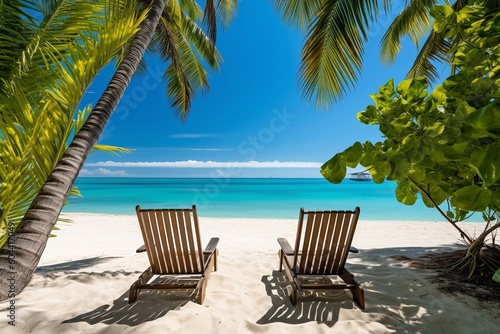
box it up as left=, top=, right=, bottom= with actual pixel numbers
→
left=406, top=29, right=452, bottom=81
left=202, top=0, right=237, bottom=42
left=297, top=0, right=391, bottom=109
left=380, top=0, right=441, bottom=64
left=147, top=0, right=232, bottom=117
left=0, top=0, right=34, bottom=94
left=273, top=0, right=323, bottom=29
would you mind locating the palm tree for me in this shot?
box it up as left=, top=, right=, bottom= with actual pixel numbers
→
left=0, top=0, right=142, bottom=249
left=0, top=0, right=157, bottom=300
left=0, top=0, right=236, bottom=300
left=272, top=0, right=500, bottom=109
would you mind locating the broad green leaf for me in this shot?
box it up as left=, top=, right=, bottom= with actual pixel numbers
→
left=396, top=78, right=412, bottom=95
left=465, top=103, right=500, bottom=131
left=425, top=122, right=445, bottom=138
left=357, top=105, right=379, bottom=124
left=469, top=145, right=500, bottom=186
left=379, top=79, right=395, bottom=98
left=407, top=168, right=426, bottom=182
left=344, top=142, right=363, bottom=167
left=429, top=185, right=447, bottom=206
left=321, top=154, right=346, bottom=184
left=450, top=185, right=490, bottom=212
left=395, top=179, right=417, bottom=205
left=387, top=154, right=410, bottom=180
left=431, top=5, right=456, bottom=34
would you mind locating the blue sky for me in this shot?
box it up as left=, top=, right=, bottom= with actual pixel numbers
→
left=80, top=1, right=447, bottom=178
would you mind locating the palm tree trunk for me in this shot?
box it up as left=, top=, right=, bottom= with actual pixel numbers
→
left=0, top=0, right=166, bottom=301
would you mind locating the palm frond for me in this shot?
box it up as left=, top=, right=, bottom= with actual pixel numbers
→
left=273, top=0, right=324, bottom=30
left=93, top=144, right=132, bottom=154
left=202, top=0, right=217, bottom=42
left=299, top=0, right=388, bottom=109
left=164, top=29, right=210, bottom=119
left=0, top=0, right=36, bottom=95
left=380, top=0, right=438, bottom=64
left=406, top=30, right=451, bottom=81
left=215, top=0, right=237, bottom=28
left=482, top=0, right=500, bottom=8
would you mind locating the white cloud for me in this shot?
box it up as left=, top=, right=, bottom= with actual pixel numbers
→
left=79, top=168, right=129, bottom=176
left=85, top=160, right=322, bottom=168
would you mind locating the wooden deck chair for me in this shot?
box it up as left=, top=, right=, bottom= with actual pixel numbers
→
left=277, top=207, right=365, bottom=309
left=129, top=205, right=219, bottom=304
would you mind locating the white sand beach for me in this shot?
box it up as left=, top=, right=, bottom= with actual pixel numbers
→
left=1, top=213, right=499, bottom=333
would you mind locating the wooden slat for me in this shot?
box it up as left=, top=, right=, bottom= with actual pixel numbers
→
left=329, top=211, right=345, bottom=273
left=155, top=211, right=168, bottom=272
left=192, top=206, right=204, bottom=273
left=182, top=210, right=198, bottom=273
left=139, top=209, right=158, bottom=272
left=170, top=211, right=184, bottom=272
left=293, top=208, right=305, bottom=273
left=332, top=212, right=350, bottom=273
left=298, top=212, right=315, bottom=273
left=318, top=212, right=334, bottom=274
left=163, top=210, right=176, bottom=273
left=322, top=212, right=338, bottom=274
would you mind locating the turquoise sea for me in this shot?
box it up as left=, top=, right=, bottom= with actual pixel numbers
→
left=61, top=177, right=463, bottom=222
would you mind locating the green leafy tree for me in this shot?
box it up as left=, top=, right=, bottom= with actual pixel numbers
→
left=321, top=3, right=500, bottom=276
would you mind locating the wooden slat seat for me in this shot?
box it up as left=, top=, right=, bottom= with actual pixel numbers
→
left=278, top=207, right=365, bottom=309
left=129, top=205, right=219, bottom=304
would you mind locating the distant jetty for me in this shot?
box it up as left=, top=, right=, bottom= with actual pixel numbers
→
left=349, top=171, right=372, bottom=181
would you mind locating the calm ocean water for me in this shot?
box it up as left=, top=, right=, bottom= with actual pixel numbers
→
left=60, top=177, right=461, bottom=222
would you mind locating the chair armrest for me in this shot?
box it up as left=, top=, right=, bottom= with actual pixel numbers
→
left=277, top=238, right=294, bottom=255
left=136, top=245, right=146, bottom=253
left=203, top=237, right=220, bottom=254
left=349, top=246, right=359, bottom=253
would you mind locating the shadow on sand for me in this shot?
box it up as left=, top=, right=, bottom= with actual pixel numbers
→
left=257, top=270, right=356, bottom=325
left=35, top=256, right=197, bottom=326
left=257, top=245, right=469, bottom=331
left=36, top=257, right=120, bottom=273
left=62, top=289, right=195, bottom=326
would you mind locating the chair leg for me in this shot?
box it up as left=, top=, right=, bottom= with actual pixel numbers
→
left=278, top=250, right=283, bottom=272
left=197, top=277, right=208, bottom=304
left=213, top=250, right=218, bottom=272
left=128, top=267, right=154, bottom=304
left=350, top=286, right=365, bottom=309
left=290, top=288, right=298, bottom=306
left=340, top=270, right=365, bottom=309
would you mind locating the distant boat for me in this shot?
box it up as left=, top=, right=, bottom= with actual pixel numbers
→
left=349, top=171, right=372, bottom=181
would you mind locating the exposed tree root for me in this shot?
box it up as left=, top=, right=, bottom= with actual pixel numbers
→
left=392, top=245, right=500, bottom=303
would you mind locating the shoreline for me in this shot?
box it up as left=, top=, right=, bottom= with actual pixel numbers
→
left=2, top=213, right=498, bottom=333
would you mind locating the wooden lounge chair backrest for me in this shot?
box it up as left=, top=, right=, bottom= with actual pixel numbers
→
left=135, top=205, right=204, bottom=275
left=293, top=207, right=360, bottom=275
